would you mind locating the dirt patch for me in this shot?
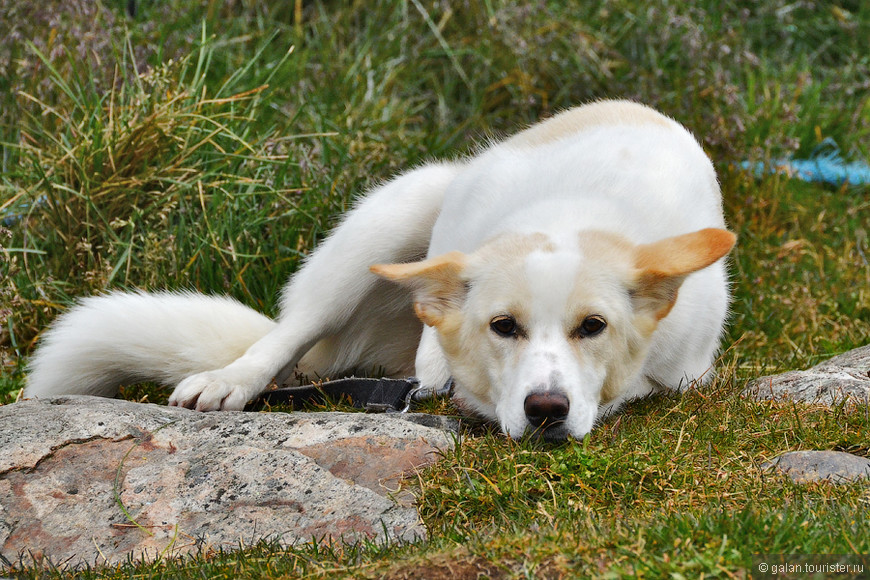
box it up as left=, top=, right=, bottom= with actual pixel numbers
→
left=382, top=555, right=508, bottom=580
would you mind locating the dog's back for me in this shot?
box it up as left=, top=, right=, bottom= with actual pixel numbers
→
left=430, top=100, right=724, bottom=255
left=503, top=99, right=677, bottom=148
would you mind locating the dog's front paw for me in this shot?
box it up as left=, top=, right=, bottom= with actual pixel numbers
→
left=168, top=370, right=263, bottom=411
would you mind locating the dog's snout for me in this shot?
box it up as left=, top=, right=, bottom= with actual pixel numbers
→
left=524, top=391, right=569, bottom=428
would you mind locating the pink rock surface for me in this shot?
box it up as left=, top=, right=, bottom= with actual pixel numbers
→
left=0, top=396, right=457, bottom=569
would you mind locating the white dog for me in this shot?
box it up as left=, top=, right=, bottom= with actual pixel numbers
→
left=25, top=100, right=735, bottom=439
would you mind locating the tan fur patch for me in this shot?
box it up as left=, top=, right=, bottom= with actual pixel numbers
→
left=474, top=231, right=556, bottom=258
left=504, top=100, right=675, bottom=149
left=576, top=230, right=635, bottom=262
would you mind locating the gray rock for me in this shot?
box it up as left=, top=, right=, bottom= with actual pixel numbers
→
left=744, top=344, right=870, bottom=405
left=0, top=396, right=458, bottom=568
left=762, top=450, right=870, bottom=484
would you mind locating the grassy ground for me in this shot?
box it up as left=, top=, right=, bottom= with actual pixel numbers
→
left=1, top=0, right=868, bottom=577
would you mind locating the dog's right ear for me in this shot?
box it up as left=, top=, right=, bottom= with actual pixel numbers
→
left=632, top=228, right=736, bottom=320
left=371, top=252, right=468, bottom=328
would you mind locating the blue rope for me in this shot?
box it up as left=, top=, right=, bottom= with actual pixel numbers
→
left=741, top=139, right=870, bottom=186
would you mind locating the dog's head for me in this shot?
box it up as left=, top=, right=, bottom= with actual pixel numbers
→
left=373, top=228, right=735, bottom=440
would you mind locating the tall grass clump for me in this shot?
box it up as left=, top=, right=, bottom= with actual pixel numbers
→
left=1, top=27, right=302, bottom=361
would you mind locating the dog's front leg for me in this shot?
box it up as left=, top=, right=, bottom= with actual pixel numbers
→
left=167, top=324, right=318, bottom=411
left=413, top=326, right=453, bottom=398
left=168, top=270, right=387, bottom=411
left=169, top=162, right=462, bottom=411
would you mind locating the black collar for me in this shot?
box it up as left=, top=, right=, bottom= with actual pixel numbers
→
left=246, top=377, right=423, bottom=413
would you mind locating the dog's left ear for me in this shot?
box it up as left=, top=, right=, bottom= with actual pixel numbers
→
left=632, top=228, right=736, bottom=320
left=371, top=251, right=467, bottom=327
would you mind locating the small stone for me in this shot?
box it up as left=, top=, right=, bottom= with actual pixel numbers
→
left=761, top=450, right=870, bottom=484
left=744, top=345, right=870, bottom=406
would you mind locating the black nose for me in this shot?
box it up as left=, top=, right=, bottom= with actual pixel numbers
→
left=524, top=391, right=570, bottom=428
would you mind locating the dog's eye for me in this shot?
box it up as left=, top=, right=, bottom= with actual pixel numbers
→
left=575, top=315, right=607, bottom=338
left=490, top=315, right=519, bottom=338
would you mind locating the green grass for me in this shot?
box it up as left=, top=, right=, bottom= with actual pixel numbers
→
left=1, top=0, right=869, bottom=577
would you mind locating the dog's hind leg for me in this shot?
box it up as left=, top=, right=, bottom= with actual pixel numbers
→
left=169, top=161, right=462, bottom=411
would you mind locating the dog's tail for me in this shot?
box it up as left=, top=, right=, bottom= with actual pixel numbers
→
left=24, top=291, right=276, bottom=399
